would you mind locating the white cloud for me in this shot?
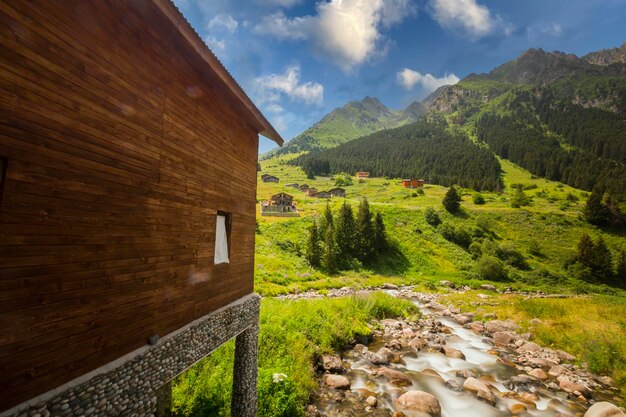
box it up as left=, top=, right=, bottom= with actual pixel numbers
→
left=428, top=0, right=510, bottom=40
left=254, top=0, right=416, bottom=71
left=208, top=14, right=239, bottom=33
left=397, top=68, right=460, bottom=93
left=205, top=36, right=226, bottom=53
left=255, top=65, right=324, bottom=106
left=255, top=0, right=304, bottom=7
left=527, top=22, right=562, bottom=40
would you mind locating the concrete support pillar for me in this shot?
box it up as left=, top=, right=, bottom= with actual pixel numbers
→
left=231, top=323, right=259, bottom=417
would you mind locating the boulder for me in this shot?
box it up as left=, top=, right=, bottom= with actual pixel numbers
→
left=583, top=402, right=625, bottom=417
left=485, top=320, right=519, bottom=334
left=445, top=379, right=463, bottom=391
left=443, top=346, right=466, bottom=359
left=370, top=347, right=400, bottom=365
left=456, top=315, right=473, bottom=325
left=559, top=377, right=591, bottom=397
left=456, top=369, right=477, bottom=379
left=395, top=391, right=441, bottom=416
left=402, top=328, right=416, bottom=339
left=381, top=283, right=399, bottom=290
left=556, top=350, right=577, bottom=362
left=518, top=342, right=542, bottom=353
left=377, top=367, right=412, bottom=386
left=493, top=331, right=516, bottom=345
left=440, top=280, right=455, bottom=288
left=365, top=396, right=378, bottom=407
left=548, top=365, right=567, bottom=377
left=463, top=377, right=490, bottom=393
left=324, top=374, right=350, bottom=390
left=477, top=389, right=497, bottom=406
left=408, top=337, right=428, bottom=350
left=509, top=403, right=527, bottom=414
left=480, top=284, right=497, bottom=291
left=465, top=321, right=485, bottom=333
left=528, top=369, right=547, bottom=380
left=320, top=354, right=343, bottom=373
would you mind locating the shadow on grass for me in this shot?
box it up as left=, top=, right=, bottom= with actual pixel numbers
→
left=367, top=241, right=411, bottom=276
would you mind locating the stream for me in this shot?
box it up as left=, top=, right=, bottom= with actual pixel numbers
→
left=308, top=290, right=622, bottom=417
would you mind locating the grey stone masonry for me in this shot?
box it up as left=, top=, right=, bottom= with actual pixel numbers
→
left=231, top=323, right=259, bottom=417
left=1, top=294, right=261, bottom=417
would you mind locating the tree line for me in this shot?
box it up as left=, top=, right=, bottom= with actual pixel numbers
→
left=293, top=118, right=503, bottom=191
left=306, top=198, right=387, bottom=273
left=572, top=233, right=626, bottom=288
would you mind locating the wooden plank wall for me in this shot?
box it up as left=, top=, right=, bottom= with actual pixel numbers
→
left=0, top=0, right=260, bottom=411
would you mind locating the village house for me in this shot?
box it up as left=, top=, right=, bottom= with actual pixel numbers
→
left=401, top=178, right=425, bottom=188
left=307, top=187, right=319, bottom=197
left=299, top=184, right=310, bottom=191
left=285, top=183, right=299, bottom=189
left=260, top=193, right=299, bottom=217
left=317, top=191, right=331, bottom=199
left=0, top=2, right=283, bottom=417
left=356, top=171, right=370, bottom=179
left=262, top=174, right=279, bottom=183
left=329, top=187, right=346, bottom=197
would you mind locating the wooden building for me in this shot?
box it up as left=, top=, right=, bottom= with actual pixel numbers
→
left=262, top=175, right=279, bottom=183
left=0, top=1, right=283, bottom=416
left=307, top=187, right=319, bottom=197
left=329, top=187, right=346, bottom=197
left=299, top=184, right=310, bottom=191
left=401, top=178, right=424, bottom=188
left=317, top=191, right=331, bottom=199
left=260, top=193, right=299, bottom=217
left=356, top=171, right=370, bottom=179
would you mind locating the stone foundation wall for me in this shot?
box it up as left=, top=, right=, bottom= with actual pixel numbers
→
left=2, top=294, right=261, bottom=417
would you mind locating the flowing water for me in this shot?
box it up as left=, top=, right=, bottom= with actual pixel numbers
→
left=312, top=295, right=602, bottom=417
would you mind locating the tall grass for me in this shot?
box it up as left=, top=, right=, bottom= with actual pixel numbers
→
left=171, top=293, right=419, bottom=417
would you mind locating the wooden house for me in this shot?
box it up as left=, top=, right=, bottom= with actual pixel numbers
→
left=307, top=187, right=319, bottom=197
left=285, top=183, right=299, bottom=189
left=262, top=175, right=279, bottom=183
left=401, top=178, right=424, bottom=188
left=299, top=184, right=310, bottom=191
left=329, top=188, right=346, bottom=197
left=260, top=193, right=299, bottom=217
left=356, top=171, right=370, bottom=179
left=0, top=1, right=283, bottom=416
left=317, top=191, right=331, bottom=199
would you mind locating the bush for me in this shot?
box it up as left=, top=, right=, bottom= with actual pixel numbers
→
left=473, top=194, right=486, bottom=205
left=476, top=255, right=508, bottom=281
left=424, top=207, right=441, bottom=227
left=469, top=242, right=482, bottom=259
left=440, top=223, right=472, bottom=248
left=496, top=243, right=529, bottom=270
left=527, top=239, right=543, bottom=257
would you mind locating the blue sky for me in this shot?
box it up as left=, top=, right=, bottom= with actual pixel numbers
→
left=173, top=0, right=626, bottom=153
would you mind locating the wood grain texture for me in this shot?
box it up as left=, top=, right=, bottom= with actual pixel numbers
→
left=0, top=0, right=262, bottom=411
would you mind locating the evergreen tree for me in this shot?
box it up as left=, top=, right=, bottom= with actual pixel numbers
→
left=305, top=222, right=321, bottom=267
left=511, top=184, right=530, bottom=208
left=605, top=196, right=625, bottom=228
left=576, top=233, right=595, bottom=265
left=590, top=236, right=613, bottom=283
left=616, top=249, right=626, bottom=285
left=442, top=186, right=462, bottom=213
left=424, top=207, right=441, bottom=226
left=356, top=197, right=375, bottom=262
left=335, top=202, right=356, bottom=258
left=322, top=226, right=338, bottom=273
left=584, top=187, right=610, bottom=226
left=373, top=212, right=387, bottom=252
left=318, top=203, right=334, bottom=238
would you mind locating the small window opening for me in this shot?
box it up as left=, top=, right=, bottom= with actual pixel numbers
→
left=0, top=157, right=6, bottom=208
left=214, top=211, right=231, bottom=264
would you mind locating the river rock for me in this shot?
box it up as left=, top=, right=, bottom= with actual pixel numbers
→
left=527, top=357, right=558, bottom=369
left=320, top=354, right=343, bottom=373
left=558, top=377, right=591, bottom=397
left=463, top=377, right=490, bottom=393
left=395, top=391, right=441, bottom=416
left=456, top=369, right=477, bottom=379
left=456, top=315, right=473, bottom=325
left=365, top=396, right=378, bottom=407
left=440, top=280, right=455, bottom=288
left=402, top=328, right=416, bottom=339
left=528, top=369, right=547, bottom=380
left=377, top=367, right=412, bottom=386
left=485, top=320, right=519, bottom=334
left=583, top=402, right=626, bottom=417
left=408, top=337, right=427, bottom=350
left=493, top=331, right=516, bottom=345
left=370, top=347, right=400, bottom=365
left=465, top=321, right=485, bottom=332
left=510, top=403, right=527, bottom=414
left=324, top=374, right=350, bottom=390
left=477, top=389, right=497, bottom=406
left=445, top=379, right=463, bottom=392
left=518, top=342, right=542, bottom=353
left=556, top=350, right=577, bottom=362
left=549, top=365, right=567, bottom=377
left=443, top=346, right=466, bottom=359
left=381, top=283, right=399, bottom=290
left=480, top=284, right=497, bottom=292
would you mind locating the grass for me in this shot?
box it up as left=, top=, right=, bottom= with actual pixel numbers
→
left=442, top=290, right=626, bottom=402
left=255, top=155, right=626, bottom=296
left=171, top=293, right=419, bottom=417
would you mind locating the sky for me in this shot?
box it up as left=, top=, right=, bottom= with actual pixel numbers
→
left=172, top=0, right=626, bottom=154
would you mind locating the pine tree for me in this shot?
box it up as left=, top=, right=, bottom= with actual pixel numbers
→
left=335, top=202, right=356, bottom=258
left=322, top=226, right=338, bottom=273
left=318, top=202, right=334, bottom=238
left=511, top=184, right=530, bottom=208
left=584, top=187, right=609, bottom=226
left=374, top=212, right=387, bottom=252
left=305, top=222, right=321, bottom=267
left=356, top=197, right=375, bottom=262
left=616, top=249, right=626, bottom=286
left=442, top=186, right=462, bottom=213
left=576, top=233, right=595, bottom=266
left=590, top=236, right=613, bottom=283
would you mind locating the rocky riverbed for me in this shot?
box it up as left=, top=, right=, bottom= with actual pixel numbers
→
left=303, top=287, right=624, bottom=417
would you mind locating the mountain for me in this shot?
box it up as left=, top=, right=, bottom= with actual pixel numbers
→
left=583, top=42, right=626, bottom=66
left=262, top=97, right=424, bottom=158
left=293, top=43, right=626, bottom=197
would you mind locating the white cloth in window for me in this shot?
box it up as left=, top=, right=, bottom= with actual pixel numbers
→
left=214, top=215, right=229, bottom=264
